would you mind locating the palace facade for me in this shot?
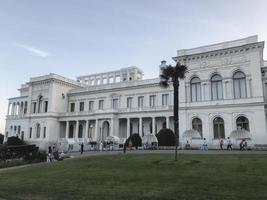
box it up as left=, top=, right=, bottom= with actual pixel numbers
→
left=5, top=35, right=267, bottom=150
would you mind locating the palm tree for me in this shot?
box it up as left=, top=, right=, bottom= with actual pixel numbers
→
left=159, top=62, right=188, bottom=161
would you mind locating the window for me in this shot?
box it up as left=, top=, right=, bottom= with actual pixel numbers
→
left=43, top=127, right=46, bottom=138
left=29, top=127, right=32, bottom=138
left=138, top=96, right=144, bottom=108
left=112, top=99, right=119, bottom=109
left=70, top=103, right=75, bottom=112
left=192, top=118, right=202, bottom=138
left=213, top=117, right=225, bottom=139
left=236, top=116, right=249, bottom=131
left=99, top=100, right=104, bottom=110
left=127, top=97, right=133, bottom=108
left=36, top=124, right=41, bottom=138
left=162, top=94, right=169, bottom=106
left=89, top=101, right=94, bottom=111
left=69, top=125, right=74, bottom=138
left=149, top=95, right=156, bottom=107
left=211, top=74, right=223, bottom=100
left=24, top=102, right=28, bottom=114
left=191, top=77, right=201, bottom=102
left=44, top=101, right=48, bottom=112
left=78, top=124, right=83, bottom=138
left=233, top=71, right=246, bottom=99
left=33, top=102, right=37, bottom=113
left=80, top=102, right=84, bottom=112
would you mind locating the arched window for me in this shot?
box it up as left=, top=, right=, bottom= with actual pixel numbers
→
left=233, top=71, right=246, bottom=99
left=36, top=123, right=41, bottom=138
left=192, top=118, right=202, bottom=138
left=236, top=116, right=249, bottom=131
left=213, top=117, right=225, bottom=139
left=191, top=77, right=201, bottom=102
left=78, top=124, right=83, bottom=138
left=211, top=74, right=223, bottom=100
left=69, top=125, right=74, bottom=138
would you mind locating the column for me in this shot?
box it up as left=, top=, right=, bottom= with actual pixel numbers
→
left=7, top=103, right=10, bottom=116
left=246, top=77, right=252, bottom=98
left=85, top=120, right=89, bottom=141
left=126, top=118, right=130, bottom=138
left=65, top=121, right=69, bottom=139
left=152, top=117, right=156, bottom=135
left=139, top=118, right=142, bottom=137
left=75, top=120, right=79, bottom=140
left=112, top=73, right=115, bottom=83
left=94, top=119, right=98, bottom=141
left=110, top=118, right=114, bottom=136
left=166, top=116, right=170, bottom=129
left=201, top=83, right=206, bottom=101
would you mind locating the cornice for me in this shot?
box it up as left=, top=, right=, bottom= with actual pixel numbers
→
left=173, top=42, right=264, bottom=63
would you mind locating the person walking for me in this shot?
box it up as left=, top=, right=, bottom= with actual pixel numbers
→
left=227, top=137, right=232, bottom=150
left=123, top=142, right=126, bottom=154
left=202, top=138, right=208, bottom=151
left=80, top=143, right=84, bottom=154
left=219, top=139, right=224, bottom=150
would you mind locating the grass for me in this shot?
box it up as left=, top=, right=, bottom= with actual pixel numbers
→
left=0, top=153, right=267, bottom=200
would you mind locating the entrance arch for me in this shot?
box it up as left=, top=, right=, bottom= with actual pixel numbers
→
left=102, top=121, right=110, bottom=141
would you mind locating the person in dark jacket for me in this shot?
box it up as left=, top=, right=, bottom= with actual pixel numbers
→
left=80, top=143, right=84, bottom=154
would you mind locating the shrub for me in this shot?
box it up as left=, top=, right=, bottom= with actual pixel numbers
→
left=126, top=133, right=142, bottom=147
left=156, top=128, right=175, bottom=146
left=0, top=134, right=4, bottom=144
left=6, top=136, right=25, bottom=146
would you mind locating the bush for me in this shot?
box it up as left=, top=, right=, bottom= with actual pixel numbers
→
left=6, top=136, right=25, bottom=146
left=126, top=133, right=142, bottom=147
left=23, top=151, right=47, bottom=163
left=0, top=145, right=38, bottom=160
left=156, top=128, right=175, bottom=146
left=0, top=134, right=4, bottom=144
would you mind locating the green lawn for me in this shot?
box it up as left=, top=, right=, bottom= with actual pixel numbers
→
left=0, top=153, right=267, bottom=200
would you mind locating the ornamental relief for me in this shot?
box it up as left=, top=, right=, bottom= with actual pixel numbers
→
left=188, top=54, right=249, bottom=70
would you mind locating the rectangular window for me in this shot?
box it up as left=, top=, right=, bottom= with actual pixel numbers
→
left=24, top=102, right=28, bottom=114
left=138, top=96, right=144, bottom=108
left=80, top=102, right=84, bottom=112
left=89, top=101, right=94, bottom=111
left=33, top=102, right=37, bottom=113
left=99, top=100, right=104, bottom=110
left=44, top=101, right=48, bottom=112
left=43, top=127, right=46, bottom=138
left=29, top=127, right=32, bottom=138
left=149, top=95, right=156, bottom=107
left=162, top=94, right=169, bottom=106
left=70, top=103, right=75, bottom=112
left=112, top=99, right=119, bottom=109
left=127, top=97, right=133, bottom=108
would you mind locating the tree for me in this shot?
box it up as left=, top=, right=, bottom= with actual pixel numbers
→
left=0, top=133, right=4, bottom=144
left=156, top=128, right=175, bottom=146
left=125, top=133, right=142, bottom=148
left=159, top=62, right=187, bottom=161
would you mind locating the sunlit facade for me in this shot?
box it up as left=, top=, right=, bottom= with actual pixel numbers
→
left=5, top=36, right=267, bottom=150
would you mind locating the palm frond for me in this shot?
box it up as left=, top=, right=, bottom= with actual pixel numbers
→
left=175, top=62, right=188, bottom=79
left=159, top=80, right=169, bottom=88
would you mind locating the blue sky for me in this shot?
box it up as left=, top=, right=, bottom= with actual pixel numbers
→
left=0, top=0, right=267, bottom=133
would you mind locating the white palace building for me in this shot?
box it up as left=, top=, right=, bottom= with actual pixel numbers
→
left=4, top=35, right=267, bottom=150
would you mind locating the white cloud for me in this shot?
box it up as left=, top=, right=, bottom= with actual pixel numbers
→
left=14, top=43, right=51, bottom=58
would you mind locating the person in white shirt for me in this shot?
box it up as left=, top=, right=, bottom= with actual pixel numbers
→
left=227, top=137, right=232, bottom=150
left=202, top=138, right=208, bottom=151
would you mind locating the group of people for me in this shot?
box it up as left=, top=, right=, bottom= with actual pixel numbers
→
left=47, top=144, right=58, bottom=162
left=219, top=137, right=234, bottom=150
